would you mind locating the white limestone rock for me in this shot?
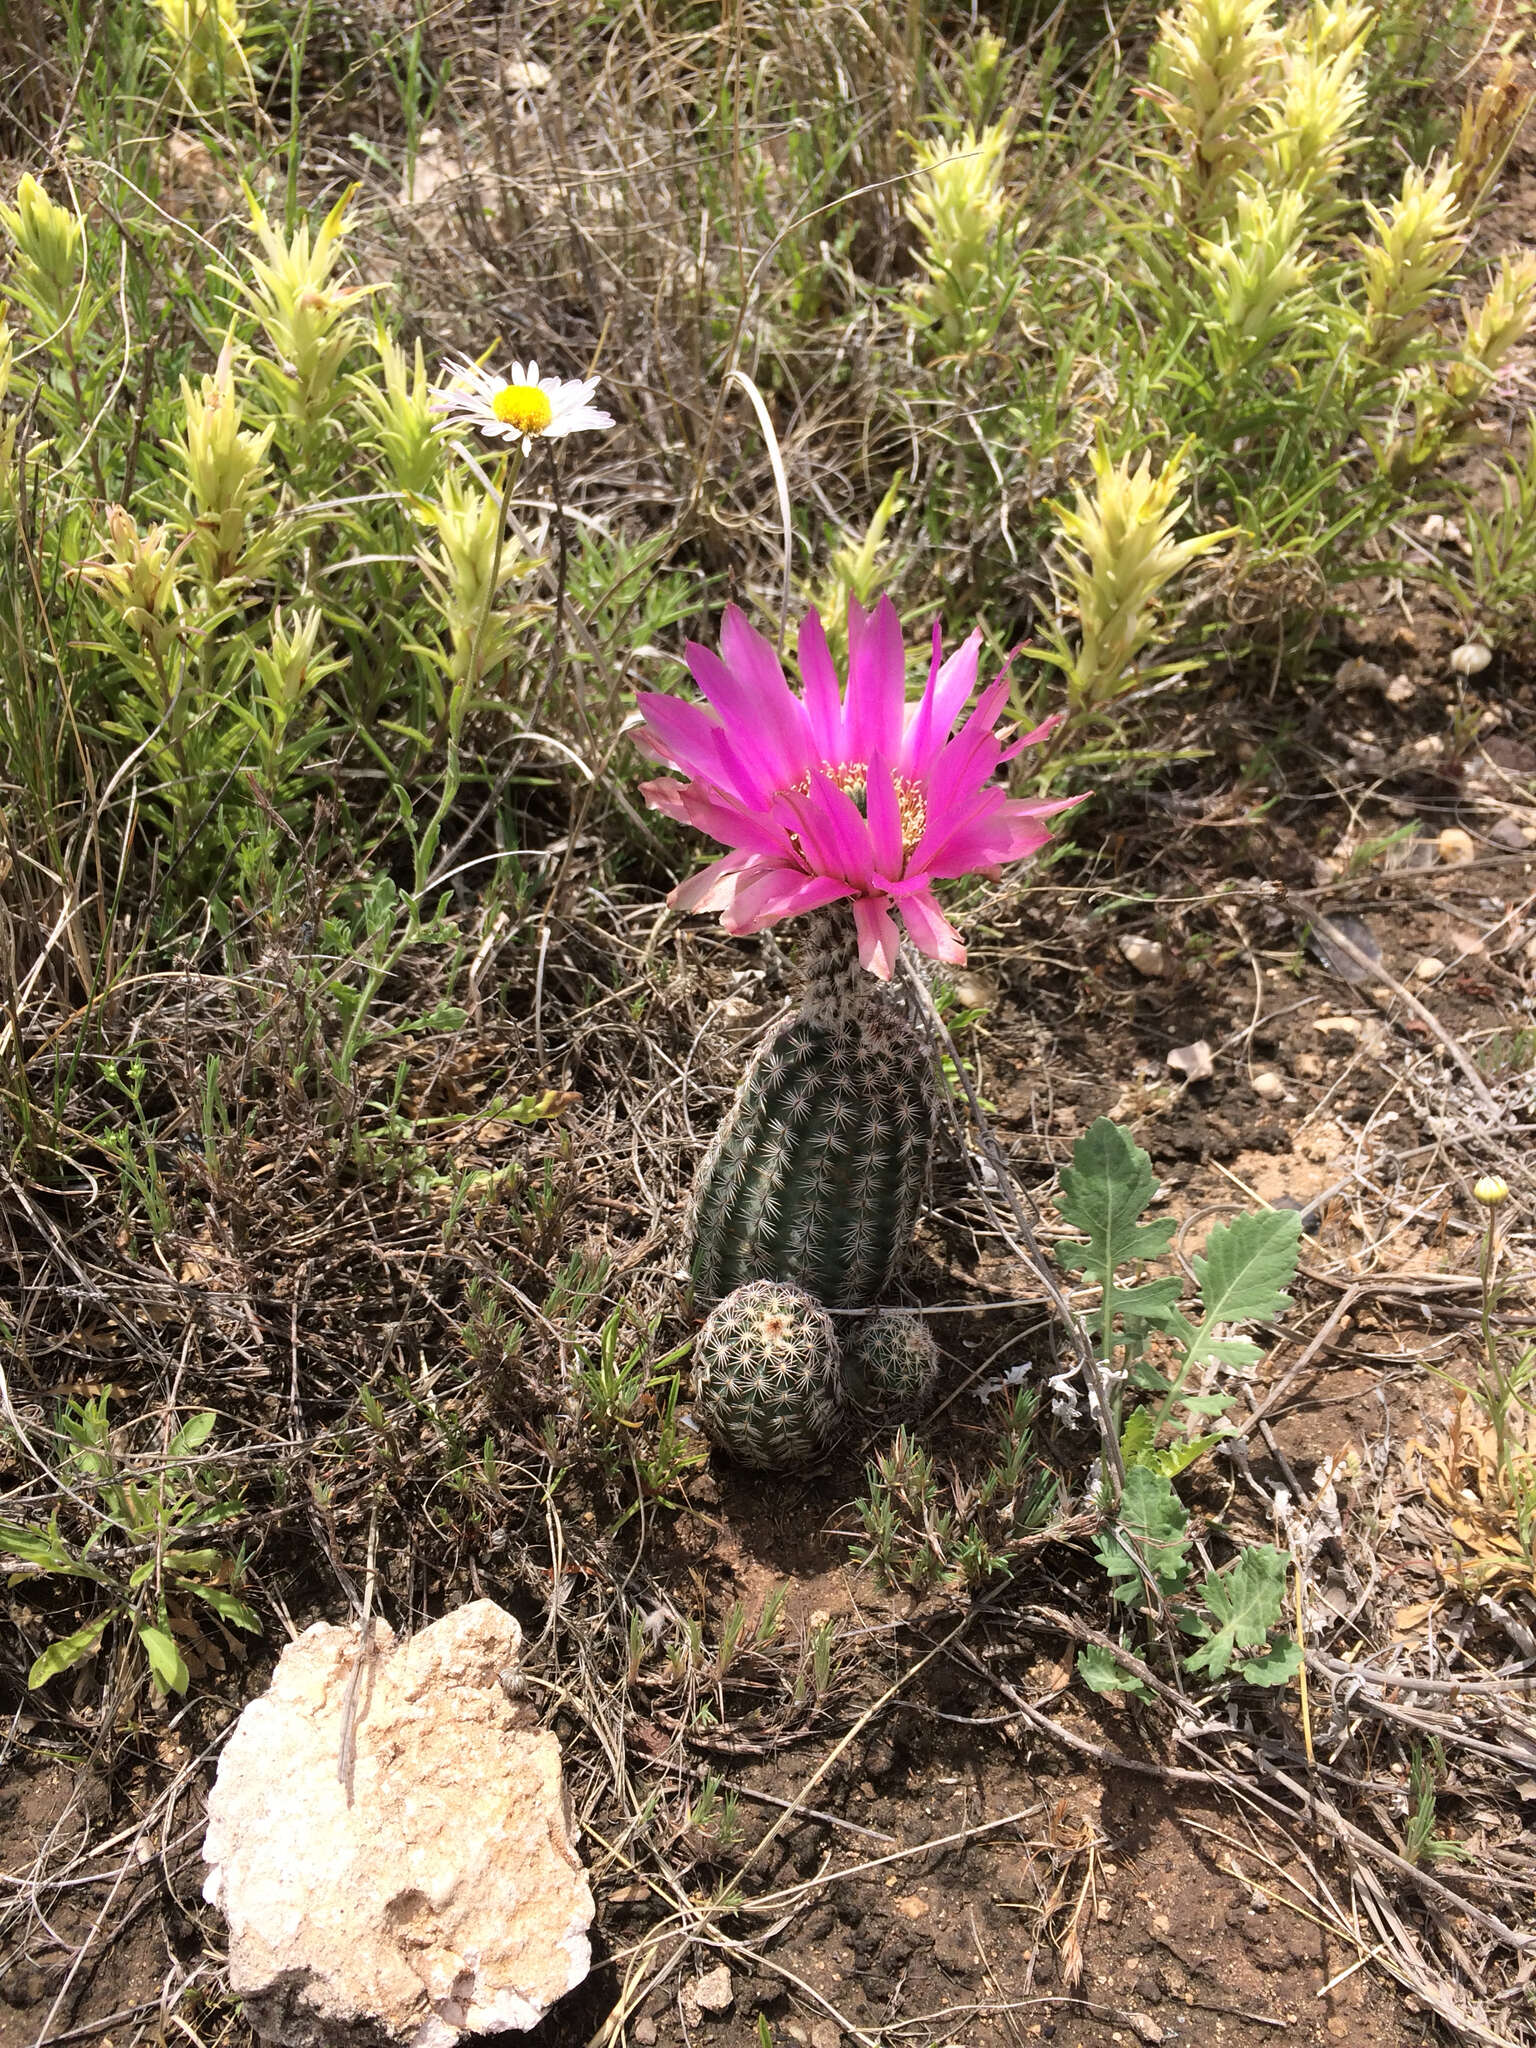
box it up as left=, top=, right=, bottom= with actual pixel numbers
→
left=203, top=1600, right=593, bottom=2048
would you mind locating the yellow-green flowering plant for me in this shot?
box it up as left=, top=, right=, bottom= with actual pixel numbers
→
left=152, top=0, right=254, bottom=109
left=902, top=119, right=1017, bottom=358
left=164, top=337, right=278, bottom=588
left=228, top=187, right=373, bottom=432
left=1045, top=440, right=1231, bottom=715
left=1356, top=160, right=1466, bottom=372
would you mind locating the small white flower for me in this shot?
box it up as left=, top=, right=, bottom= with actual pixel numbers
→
left=433, top=354, right=614, bottom=454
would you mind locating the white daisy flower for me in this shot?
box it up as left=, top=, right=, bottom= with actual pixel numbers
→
left=433, top=355, right=614, bottom=454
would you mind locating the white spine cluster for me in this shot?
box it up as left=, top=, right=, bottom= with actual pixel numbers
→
left=693, top=1281, right=844, bottom=1470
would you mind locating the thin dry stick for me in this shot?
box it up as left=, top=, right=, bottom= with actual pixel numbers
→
left=723, top=367, right=792, bottom=648
left=1235, top=1283, right=1361, bottom=1439
left=336, top=1502, right=380, bottom=1799
left=1308, top=912, right=1505, bottom=1125
left=737, top=1608, right=975, bottom=1879
left=586, top=1612, right=981, bottom=2048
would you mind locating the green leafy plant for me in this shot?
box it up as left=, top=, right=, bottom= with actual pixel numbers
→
left=1, top=1393, right=258, bottom=1697
left=1055, top=1118, right=1302, bottom=1694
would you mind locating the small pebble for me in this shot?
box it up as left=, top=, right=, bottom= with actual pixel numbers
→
left=634, top=2022, right=658, bottom=2047
left=1118, top=934, right=1168, bottom=978
left=1251, top=1070, right=1285, bottom=1102
left=1488, top=816, right=1531, bottom=851
left=1166, top=1039, right=1214, bottom=1082
left=1335, top=656, right=1387, bottom=691
left=693, top=1966, right=734, bottom=2015
left=951, top=971, right=996, bottom=1008
left=1414, top=956, right=1445, bottom=981
left=1385, top=672, right=1416, bottom=705
left=1450, top=641, right=1492, bottom=677
left=1437, top=827, right=1475, bottom=865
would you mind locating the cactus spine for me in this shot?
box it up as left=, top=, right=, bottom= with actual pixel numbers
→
left=843, top=1309, right=941, bottom=1419
left=692, top=1281, right=844, bottom=1469
left=689, top=911, right=935, bottom=1310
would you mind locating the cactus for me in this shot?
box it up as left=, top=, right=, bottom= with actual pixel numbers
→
left=843, top=1310, right=941, bottom=1419
left=692, top=1281, right=844, bottom=1470
left=689, top=912, right=935, bottom=1309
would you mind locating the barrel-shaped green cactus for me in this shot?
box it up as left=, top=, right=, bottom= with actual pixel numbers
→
left=843, top=1309, right=941, bottom=1419
left=692, top=1281, right=843, bottom=1469
left=689, top=919, right=934, bottom=1310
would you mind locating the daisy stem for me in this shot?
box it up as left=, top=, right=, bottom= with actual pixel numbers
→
left=521, top=442, right=567, bottom=738
left=1479, top=1207, right=1509, bottom=1477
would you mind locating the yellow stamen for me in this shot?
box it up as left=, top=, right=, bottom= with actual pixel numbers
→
left=491, top=382, right=553, bottom=435
left=894, top=776, right=927, bottom=851
left=791, top=760, right=928, bottom=854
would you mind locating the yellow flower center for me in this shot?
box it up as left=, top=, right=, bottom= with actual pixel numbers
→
left=491, top=382, right=553, bottom=435
left=797, top=761, right=928, bottom=854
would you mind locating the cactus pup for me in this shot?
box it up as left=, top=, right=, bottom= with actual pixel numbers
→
left=693, top=1281, right=843, bottom=1469
left=635, top=595, right=1083, bottom=1304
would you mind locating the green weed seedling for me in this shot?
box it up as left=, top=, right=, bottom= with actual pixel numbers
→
left=1403, top=1741, right=1473, bottom=1866
left=686, top=1769, right=743, bottom=1850
left=1, top=1393, right=257, bottom=1698
left=852, top=1388, right=1059, bottom=1594
left=1055, top=1118, right=1303, bottom=1697
left=570, top=1304, right=706, bottom=1516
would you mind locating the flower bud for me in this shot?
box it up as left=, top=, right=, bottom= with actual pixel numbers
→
left=1474, top=1175, right=1510, bottom=1207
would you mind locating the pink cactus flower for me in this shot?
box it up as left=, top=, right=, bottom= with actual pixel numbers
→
left=635, top=597, right=1084, bottom=979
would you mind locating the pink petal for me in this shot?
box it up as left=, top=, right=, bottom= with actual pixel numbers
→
left=998, top=708, right=1064, bottom=762
left=844, top=594, right=906, bottom=767
left=669, top=788, right=796, bottom=859
left=864, top=752, right=904, bottom=876
left=639, top=775, right=693, bottom=823
left=921, top=812, right=1054, bottom=878
left=634, top=691, right=727, bottom=787
left=670, top=850, right=759, bottom=914
left=900, top=625, right=981, bottom=775
left=853, top=896, right=901, bottom=979
left=681, top=644, right=777, bottom=805
left=722, top=868, right=855, bottom=933
left=897, top=887, right=968, bottom=965
left=797, top=607, right=844, bottom=760
left=719, top=604, right=817, bottom=782
left=919, top=789, right=1086, bottom=874
left=684, top=630, right=806, bottom=798
left=920, top=671, right=1035, bottom=834
left=1003, top=790, right=1089, bottom=823
left=778, top=772, right=876, bottom=885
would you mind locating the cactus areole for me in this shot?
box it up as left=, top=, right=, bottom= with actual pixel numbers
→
left=689, top=911, right=934, bottom=1309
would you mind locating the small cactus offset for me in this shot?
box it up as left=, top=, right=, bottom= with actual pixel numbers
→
left=689, top=911, right=935, bottom=1310
left=692, top=1281, right=844, bottom=1470
left=843, top=1310, right=941, bottom=1419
